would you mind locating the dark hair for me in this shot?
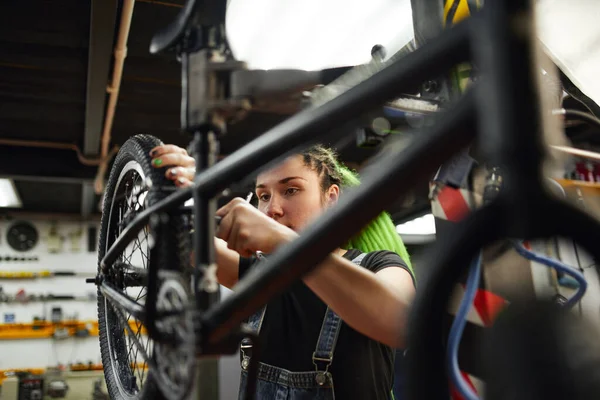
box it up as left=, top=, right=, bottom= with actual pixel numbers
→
left=300, top=144, right=343, bottom=193
left=300, top=144, right=413, bottom=273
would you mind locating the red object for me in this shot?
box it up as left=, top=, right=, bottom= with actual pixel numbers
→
left=575, top=161, right=588, bottom=181
left=585, top=161, right=595, bottom=182
left=575, top=160, right=597, bottom=182
left=450, top=372, right=478, bottom=400
left=437, top=187, right=471, bottom=222
left=15, top=289, right=27, bottom=303
left=594, top=162, right=600, bottom=182
left=472, top=289, right=508, bottom=326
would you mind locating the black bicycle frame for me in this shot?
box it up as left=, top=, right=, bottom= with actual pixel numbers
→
left=98, top=0, right=600, bottom=398
left=99, top=15, right=472, bottom=332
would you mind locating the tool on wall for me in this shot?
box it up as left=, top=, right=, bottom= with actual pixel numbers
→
left=0, top=270, right=95, bottom=280
left=67, top=228, right=83, bottom=253
left=0, top=255, right=39, bottom=262
left=87, top=226, right=98, bottom=253
left=44, top=223, right=63, bottom=254
left=0, top=287, right=96, bottom=304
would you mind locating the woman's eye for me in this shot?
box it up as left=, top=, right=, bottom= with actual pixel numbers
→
left=258, top=193, right=270, bottom=201
left=285, top=188, right=299, bottom=196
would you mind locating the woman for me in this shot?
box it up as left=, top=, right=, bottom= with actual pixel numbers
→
left=150, top=143, right=416, bottom=399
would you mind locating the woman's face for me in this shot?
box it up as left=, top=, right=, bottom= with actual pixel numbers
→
left=255, top=155, right=339, bottom=232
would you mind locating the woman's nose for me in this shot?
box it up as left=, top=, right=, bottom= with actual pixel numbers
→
left=265, top=197, right=284, bottom=219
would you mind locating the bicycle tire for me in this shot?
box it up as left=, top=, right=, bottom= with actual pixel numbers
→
left=97, top=134, right=192, bottom=400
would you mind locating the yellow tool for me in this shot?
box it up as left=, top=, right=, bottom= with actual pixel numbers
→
left=0, top=270, right=94, bottom=279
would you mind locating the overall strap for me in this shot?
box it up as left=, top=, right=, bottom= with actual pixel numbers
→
left=312, top=252, right=366, bottom=384
left=243, top=252, right=269, bottom=334
left=246, top=306, right=267, bottom=333
left=240, top=306, right=267, bottom=370
left=240, top=256, right=269, bottom=369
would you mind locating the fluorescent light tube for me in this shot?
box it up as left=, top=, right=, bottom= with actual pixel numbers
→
left=0, top=179, right=22, bottom=208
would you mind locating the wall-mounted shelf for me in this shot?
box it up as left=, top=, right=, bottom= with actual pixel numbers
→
left=0, top=320, right=145, bottom=340
left=0, top=363, right=147, bottom=385
left=555, top=179, right=600, bottom=195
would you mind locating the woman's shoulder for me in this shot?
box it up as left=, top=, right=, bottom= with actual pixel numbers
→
left=345, top=249, right=411, bottom=277
left=345, top=248, right=406, bottom=265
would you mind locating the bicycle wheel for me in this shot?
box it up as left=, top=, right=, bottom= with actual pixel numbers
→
left=97, top=134, right=194, bottom=400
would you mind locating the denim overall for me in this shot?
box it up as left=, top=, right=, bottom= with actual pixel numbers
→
left=238, top=253, right=367, bottom=400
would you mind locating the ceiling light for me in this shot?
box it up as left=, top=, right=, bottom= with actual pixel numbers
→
left=226, top=0, right=414, bottom=70
left=396, top=213, right=436, bottom=236
left=0, top=179, right=22, bottom=208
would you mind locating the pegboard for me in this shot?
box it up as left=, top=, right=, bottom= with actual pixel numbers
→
left=0, top=218, right=101, bottom=370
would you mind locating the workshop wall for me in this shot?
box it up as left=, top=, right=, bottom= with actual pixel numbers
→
left=0, top=218, right=100, bottom=370
left=0, top=217, right=243, bottom=398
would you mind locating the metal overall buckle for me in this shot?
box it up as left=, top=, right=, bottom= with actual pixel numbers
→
left=312, top=352, right=333, bottom=386
left=241, top=340, right=253, bottom=370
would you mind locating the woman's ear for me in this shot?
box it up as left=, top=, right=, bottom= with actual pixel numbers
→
left=326, top=184, right=340, bottom=206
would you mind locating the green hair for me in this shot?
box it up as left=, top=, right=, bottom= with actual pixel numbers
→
left=301, top=145, right=413, bottom=275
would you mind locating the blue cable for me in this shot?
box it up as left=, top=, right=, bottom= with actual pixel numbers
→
left=447, top=178, right=587, bottom=399
left=512, top=241, right=587, bottom=309
left=447, top=252, right=482, bottom=400
left=447, top=242, right=588, bottom=400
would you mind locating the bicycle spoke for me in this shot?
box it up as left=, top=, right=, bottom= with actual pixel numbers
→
left=99, top=144, right=194, bottom=400
left=103, top=167, right=157, bottom=397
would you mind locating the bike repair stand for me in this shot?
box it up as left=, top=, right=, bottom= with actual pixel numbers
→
left=171, top=16, right=248, bottom=400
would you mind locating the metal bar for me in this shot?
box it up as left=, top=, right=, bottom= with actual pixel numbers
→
left=404, top=172, right=600, bottom=399
left=100, top=281, right=146, bottom=322
left=192, top=131, right=219, bottom=308
left=83, top=0, right=120, bottom=215
left=472, top=0, right=548, bottom=235
left=191, top=18, right=472, bottom=198
left=404, top=1, right=600, bottom=398
left=101, top=18, right=472, bottom=269
left=551, top=145, right=600, bottom=162
left=84, top=0, right=117, bottom=156
left=406, top=203, right=504, bottom=399
left=202, top=91, right=477, bottom=343
left=145, top=212, right=163, bottom=340
left=191, top=130, right=221, bottom=400
left=0, top=147, right=98, bottom=182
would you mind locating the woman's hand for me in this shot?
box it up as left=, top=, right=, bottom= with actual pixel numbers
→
left=216, top=198, right=298, bottom=257
left=149, top=144, right=195, bottom=187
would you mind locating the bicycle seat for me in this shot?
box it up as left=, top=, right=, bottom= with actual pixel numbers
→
left=149, top=0, right=226, bottom=54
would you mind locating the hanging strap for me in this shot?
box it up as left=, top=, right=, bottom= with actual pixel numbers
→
left=312, top=253, right=366, bottom=380
left=240, top=256, right=268, bottom=370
